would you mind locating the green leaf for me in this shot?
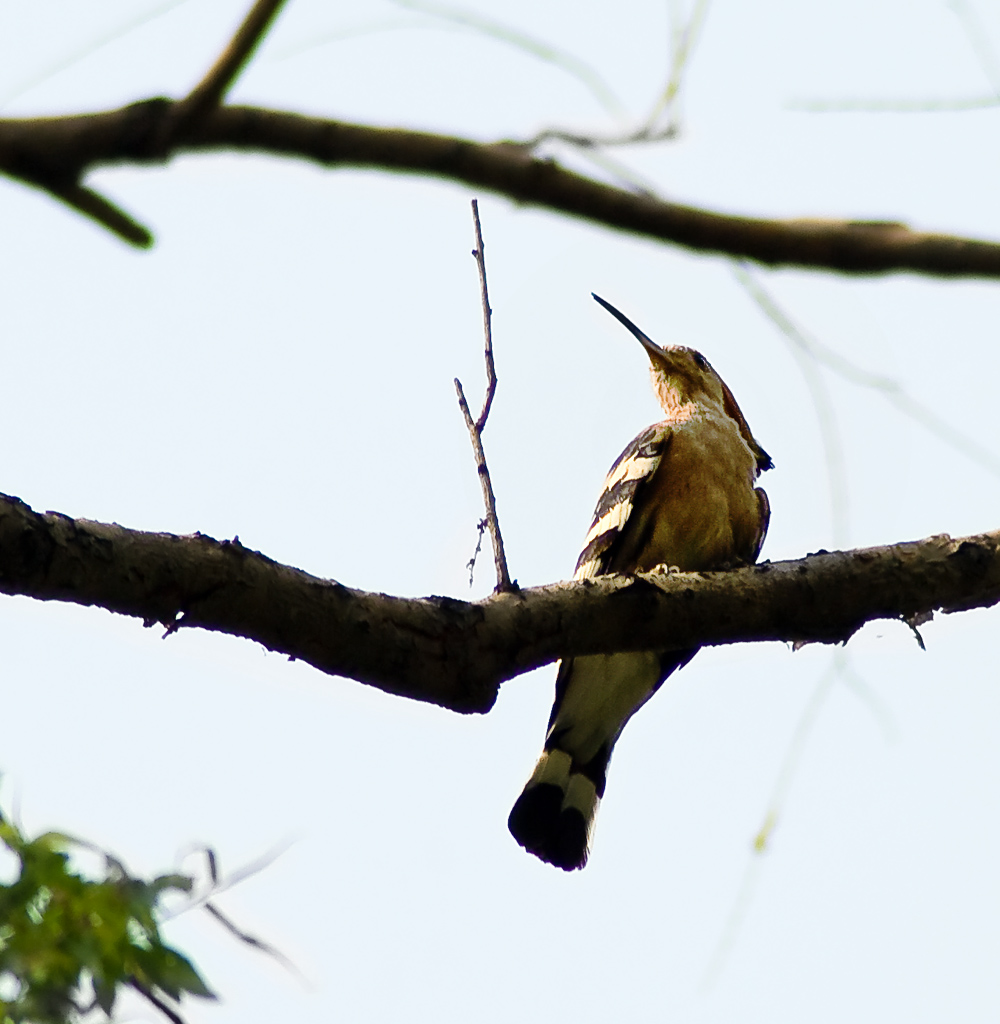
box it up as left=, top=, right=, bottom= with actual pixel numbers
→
left=93, top=975, right=117, bottom=1016
left=0, top=817, right=211, bottom=1023
left=149, top=948, right=217, bottom=1001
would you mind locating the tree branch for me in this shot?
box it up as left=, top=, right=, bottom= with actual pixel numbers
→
left=1, top=493, right=997, bottom=714
left=163, top=0, right=288, bottom=145
left=2, top=100, right=1000, bottom=275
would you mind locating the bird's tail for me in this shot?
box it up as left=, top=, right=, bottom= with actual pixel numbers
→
left=508, top=747, right=605, bottom=871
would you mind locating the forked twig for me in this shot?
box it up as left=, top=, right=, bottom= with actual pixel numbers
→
left=455, top=199, right=513, bottom=592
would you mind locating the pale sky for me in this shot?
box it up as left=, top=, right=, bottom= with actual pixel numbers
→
left=2, top=1, right=1000, bottom=1022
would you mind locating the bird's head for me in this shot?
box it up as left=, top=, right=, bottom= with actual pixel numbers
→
left=592, top=293, right=773, bottom=472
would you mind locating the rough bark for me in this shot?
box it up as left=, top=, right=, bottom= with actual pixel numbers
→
left=3, top=100, right=1000, bottom=275
left=1, top=493, right=997, bottom=713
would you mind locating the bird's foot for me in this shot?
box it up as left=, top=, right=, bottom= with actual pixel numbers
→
left=648, top=562, right=681, bottom=576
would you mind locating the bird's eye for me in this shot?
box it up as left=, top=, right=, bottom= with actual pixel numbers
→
left=693, top=352, right=709, bottom=370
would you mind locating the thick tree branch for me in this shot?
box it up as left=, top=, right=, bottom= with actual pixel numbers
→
left=2, top=100, right=1000, bottom=275
left=1, top=493, right=997, bottom=713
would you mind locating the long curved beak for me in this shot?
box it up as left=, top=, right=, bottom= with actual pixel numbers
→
left=592, top=293, right=664, bottom=358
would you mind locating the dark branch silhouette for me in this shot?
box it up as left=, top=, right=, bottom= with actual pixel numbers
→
left=3, top=101, right=1000, bottom=276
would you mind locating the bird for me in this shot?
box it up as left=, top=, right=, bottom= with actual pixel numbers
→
left=507, top=294, right=773, bottom=871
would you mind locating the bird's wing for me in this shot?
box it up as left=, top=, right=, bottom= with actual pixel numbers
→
left=752, top=486, right=771, bottom=562
left=573, top=422, right=673, bottom=580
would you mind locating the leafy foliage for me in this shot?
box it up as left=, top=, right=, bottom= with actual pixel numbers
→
left=0, top=817, right=214, bottom=1024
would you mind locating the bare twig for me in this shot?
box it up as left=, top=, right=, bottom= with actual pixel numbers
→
left=788, top=2, right=1000, bottom=114
left=155, top=841, right=303, bottom=980
left=948, top=0, right=1000, bottom=99
left=788, top=95, right=1000, bottom=112
left=455, top=206, right=512, bottom=594
left=165, top=0, right=289, bottom=143
left=734, top=263, right=1000, bottom=478
left=130, top=980, right=186, bottom=1024
left=524, top=122, right=680, bottom=150
left=526, top=0, right=709, bottom=150
left=169, top=839, right=294, bottom=910
left=733, top=262, right=850, bottom=544
left=642, top=0, right=711, bottom=136
left=203, top=902, right=302, bottom=978
left=466, top=518, right=487, bottom=587
left=702, top=658, right=838, bottom=991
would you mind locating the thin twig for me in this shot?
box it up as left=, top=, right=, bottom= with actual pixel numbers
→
left=735, top=263, right=1000, bottom=478
left=947, top=0, right=1000, bottom=100
left=130, top=980, right=186, bottom=1024
left=702, top=658, right=838, bottom=992
left=455, top=378, right=512, bottom=592
left=524, top=122, right=679, bottom=150
left=455, top=200, right=512, bottom=592
left=526, top=0, right=709, bottom=150
left=203, top=901, right=303, bottom=979
left=166, top=0, right=288, bottom=142
left=641, top=0, right=711, bottom=136
left=732, top=262, right=850, bottom=543
left=470, top=200, right=496, bottom=430
left=788, top=95, right=1000, bottom=112
left=466, top=518, right=487, bottom=587
left=162, top=839, right=295, bottom=919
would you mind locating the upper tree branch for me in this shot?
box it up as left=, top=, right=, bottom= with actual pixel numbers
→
left=2, top=100, right=1000, bottom=275
left=0, top=493, right=997, bottom=714
left=5, top=0, right=289, bottom=246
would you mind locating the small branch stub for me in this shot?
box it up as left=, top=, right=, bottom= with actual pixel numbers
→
left=456, top=199, right=513, bottom=592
